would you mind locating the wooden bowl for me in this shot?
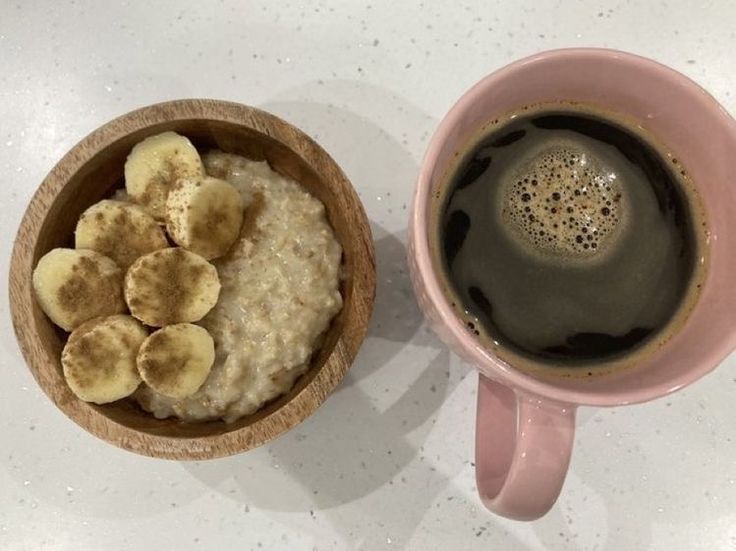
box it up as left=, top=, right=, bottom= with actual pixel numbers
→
left=9, top=99, right=376, bottom=459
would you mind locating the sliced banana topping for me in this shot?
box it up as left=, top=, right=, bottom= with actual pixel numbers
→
left=34, top=132, right=277, bottom=410
left=32, top=248, right=126, bottom=331
left=136, top=323, right=215, bottom=399
left=75, top=199, right=168, bottom=269
left=124, top=131, right=204, bottom=220
left=124, top=247, right=220, bottom=327
left=166, top=176, right=244, bottom=260
left=62, top=315, right=147, bottom=404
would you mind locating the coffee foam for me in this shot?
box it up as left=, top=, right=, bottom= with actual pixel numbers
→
left=501, top=142, right=625, bottom=259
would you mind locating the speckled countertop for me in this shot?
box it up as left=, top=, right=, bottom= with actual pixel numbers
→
left=1, top=1, right=735, bottom=550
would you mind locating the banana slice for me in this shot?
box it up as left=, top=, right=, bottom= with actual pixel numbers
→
left=124, top=131, right=204, bottom=220
left=124, top=247, right=220, bottom=327
left=136, top=323, right=215, bottom=399
left=75, top=200, right=169, bottom=269
left=32, top=248, right=126, bottom=331
left=62, top=315, right=148, bottom=404
left=166, top=176, right=244, bottom=259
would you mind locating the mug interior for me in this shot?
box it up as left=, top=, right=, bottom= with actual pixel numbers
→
left=419, top=49, right=736, bottom=406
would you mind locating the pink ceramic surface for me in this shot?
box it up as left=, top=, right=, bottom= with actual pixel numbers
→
left=408, top=48, right=736, bottom=520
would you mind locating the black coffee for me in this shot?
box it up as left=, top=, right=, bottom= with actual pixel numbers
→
left=435, top=103, right=707, bottom=371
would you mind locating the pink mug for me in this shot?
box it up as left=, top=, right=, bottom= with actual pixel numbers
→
left=408, top=48, right=736, bottom=520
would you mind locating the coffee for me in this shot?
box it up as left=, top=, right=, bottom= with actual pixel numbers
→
left=432, top=103, right=708, bottom=375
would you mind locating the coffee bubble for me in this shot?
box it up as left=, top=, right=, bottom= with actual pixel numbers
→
left=501, top=143, right=626, bottom=258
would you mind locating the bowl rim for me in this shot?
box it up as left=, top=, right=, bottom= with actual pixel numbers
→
left=8, top=98, right=376, bottom=459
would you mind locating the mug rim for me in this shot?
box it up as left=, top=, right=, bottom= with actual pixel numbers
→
left=411, top=47, right=736, bottom=407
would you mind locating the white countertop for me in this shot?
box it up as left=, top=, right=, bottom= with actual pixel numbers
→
left=1, top=1, right=735, bottom=550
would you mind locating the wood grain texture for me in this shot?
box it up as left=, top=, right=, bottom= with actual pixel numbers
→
left=9, top=99, right=376, bottom=459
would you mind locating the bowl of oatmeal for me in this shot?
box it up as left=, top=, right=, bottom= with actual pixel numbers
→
left=9, top=99, right=376, bottom=459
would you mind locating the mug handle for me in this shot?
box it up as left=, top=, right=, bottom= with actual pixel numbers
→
left=475, top=374, right=576, bottom=520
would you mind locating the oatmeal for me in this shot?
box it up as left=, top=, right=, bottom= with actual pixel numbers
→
left=134, top=151, right=343, bottom=422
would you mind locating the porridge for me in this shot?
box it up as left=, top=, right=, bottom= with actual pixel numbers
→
left=134, top=151, right=343, bottom=422
left=32, top=129, right=343, bottom=422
